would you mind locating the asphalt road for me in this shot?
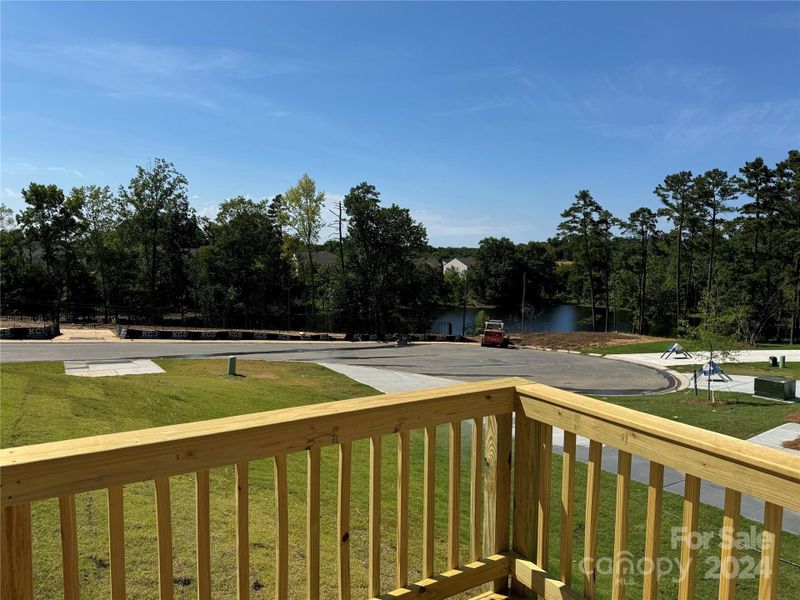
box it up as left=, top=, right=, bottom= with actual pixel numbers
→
left=0, top=341, right=679, bottom=395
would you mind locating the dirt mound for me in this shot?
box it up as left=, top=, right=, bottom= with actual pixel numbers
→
left=515, top=331, right=668, bottom=352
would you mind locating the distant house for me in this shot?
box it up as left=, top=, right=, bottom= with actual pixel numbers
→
left=416, top=257, right=445, bottom=271
left=442, top=257, right=475, bottom=274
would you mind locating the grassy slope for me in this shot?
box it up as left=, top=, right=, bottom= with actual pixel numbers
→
left=2, top=360, right=799, bottom=598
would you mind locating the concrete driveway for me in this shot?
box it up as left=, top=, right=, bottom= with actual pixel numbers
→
left=0, top=340, right=679, bottom=395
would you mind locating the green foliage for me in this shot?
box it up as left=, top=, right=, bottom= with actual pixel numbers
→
left=473, top=309, right=489, bottom=333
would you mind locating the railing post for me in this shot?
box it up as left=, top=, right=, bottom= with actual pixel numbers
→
left=483, top=412, right=513, bottom=591
left=1, top=504, right=33, bottom=600
left=511, top=410, right=535, bottom=596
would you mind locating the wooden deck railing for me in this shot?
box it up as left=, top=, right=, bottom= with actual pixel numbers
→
left=2, top=378, right=799, bottom=599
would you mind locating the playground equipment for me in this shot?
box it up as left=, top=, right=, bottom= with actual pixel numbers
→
left=692, top=360, right=731, bottom=395
left=661, top=342, right=692, bottom=360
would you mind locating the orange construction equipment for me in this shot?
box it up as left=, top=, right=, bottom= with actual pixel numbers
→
left=481, top=319, right=510, bottom=348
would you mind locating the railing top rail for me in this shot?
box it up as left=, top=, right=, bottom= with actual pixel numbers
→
left=0, top=378, right=527, bottom=507
left=516, top=382, right=800, bottom=511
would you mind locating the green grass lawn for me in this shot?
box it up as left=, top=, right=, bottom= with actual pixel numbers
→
left=589, top=339, right=798, bottom=355
left=671, top=361, right=800, bottom=381
left=594, top=390, right=799, bottom=440
left=2, top=360, right=799, bottom=599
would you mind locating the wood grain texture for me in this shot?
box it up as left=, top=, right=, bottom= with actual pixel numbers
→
left=516, top=384, right=800, bottom=512
left=583, top=440, right=602, bottom=600
left=59, top=495, right=79, bottom=600
left=107, top=486, right=126, bottom=600
left=307, top=447, right=321, bottom=600
left=483, top=413, right=513, bottom=592
left=559, top=430, right=577, bottom=586
left=512, top=555, right=586, bottom=600
left=154, top=477, right=173, bottom=600
left=368, top=436, right=381, bottom=596
left=642, top=461, right=664, bottom=600
left=511, top=412, right=534, bottom=595
left=757, top=502, right=783, bottom=600
left=338, top=442, right=352, bottom=600
left=195, top=470, right=211, bottom=600
left=678, top=474, right=701, bottom=600
left=535, top=423, right=552, bottom=575
left=275, top=455, right=289, bottom=600
left=235, top=463, right=249, bottom=600
left=718, top=487, right=741, bottom=600
left=470, top=417, right=484, bottom=562
left=397, top=431, right=410, bottom=588
left=1, top=379, right=525, bottom=507
left=448, top=421, right=461, bottom=571
left=422, top=426, right=436, bottom=579
left=611, top=451, right=631, bottom=600
left=1, top=503, right=32, bottom=600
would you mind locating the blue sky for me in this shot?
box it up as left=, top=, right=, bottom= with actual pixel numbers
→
left=2, top=1, right=798, bottom=246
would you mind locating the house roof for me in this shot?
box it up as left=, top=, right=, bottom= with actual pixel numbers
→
left=445, top=256, right=476, bottom=267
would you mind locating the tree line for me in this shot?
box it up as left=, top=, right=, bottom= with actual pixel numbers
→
left=1, top=150, right=798, bottom=343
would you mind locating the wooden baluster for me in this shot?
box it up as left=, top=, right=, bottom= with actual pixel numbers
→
left=107, top=486, right=126, bottom=600
left=643, top=462, right=664, bottom=600
left=470, top=416, right=483, bottom=562
left=369, top=436, right=382, bottom=596
left=235, top=463, right=249, bottom=600
left=275, top=455, right=289, bottom=600
left=1, top=503, right=33, bottom=600
left=583, top=440, right=603, bottom=600
left=757, top=502, right=783, bottom=600
left=536, top=423, right=553, bottom=575
left=678, top=474, right=701, bottom=600
left=308, top=447, right=321, bottom=600
left=483, top=413, right=512, bottom=592
left=195, top=470, right=211, bottom=600
left=560, top=430, right=577, bottom=586
left=718, top=488, right=741, bottom=600
left=339, top=442, right=352, bottom=600
left=422, top=427, right=436, bottom=579
left=154, top=477, right=173, bottom=600
left=448, top=421, right=461, bottom=570
left=59, top=495, right=79, bottom=600
left=611, top=451, right=632, bottom=600
left=511, top=413, right=534, bottom=596
left=397, top=431, right=410, bottom=587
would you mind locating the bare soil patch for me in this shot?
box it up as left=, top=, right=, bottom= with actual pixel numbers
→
left=515, top=331, right=668, bottom=352
left=782, top=437, right=800, bottom=451
left=785, top=412, right=800, bottom=424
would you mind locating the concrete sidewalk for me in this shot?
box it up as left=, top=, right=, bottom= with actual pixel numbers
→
left=606, top=349, right=800, bottom=369
left=322, top=362, right=800, bottom=534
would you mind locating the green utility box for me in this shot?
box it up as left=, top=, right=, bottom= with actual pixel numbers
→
left=754, top=376, right=796, bottom=401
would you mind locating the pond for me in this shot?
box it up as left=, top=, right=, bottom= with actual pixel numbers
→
left=430, top=303, right=633, bottom=336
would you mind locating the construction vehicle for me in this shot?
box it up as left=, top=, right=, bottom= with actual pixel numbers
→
left=481, top=319, right=510, bottom=348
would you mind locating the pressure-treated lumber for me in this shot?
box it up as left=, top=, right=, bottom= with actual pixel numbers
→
left=483, top=413, right=512, bottom=592
left=678, top=474, right=701, bottom=600
left=1, top=503, right=33, bottom=600
left=718, top=487, right=741, bottom=600
left=757, top=502, right=783, bottom=600
left=397, top=431, right=410, bottom=587
left=376, top=553, right=511, bottom=600
left=512, top=555, right=585, bottom=600
left=107, top=486, right=126, bottom=600
left=195, top=470, right=211, bottom=600
left=516, top=383, right=800, bottom=511
left=1, top=379, right=525, bottom=507
left=154, top=477, right=173, bottom=600
left=470, top=417, right=483, bottom=562
left=448, top=421, right=461, bottom=570
left=339, top=442, right=352, bottom=600
left=559, top=430, right=576, bottom=586
left=422, top=426, right=436, bottom=579
left=642, top=462, right=664, bottom=600
left=535, top=423, right=552, bottom=574
left=59, top=494, right=79, bottom=600
left=308, top=447, right=321, bottom=600
left=369, top=436, right=382, bottom=595
left=235, top=463, right=249, bottom=600
left=611, top=451, right=631, bottom=600
left=583, top=440, right=602, bottom=600
left=511, top=412, right=534, bottom=595
left=275, top=454, right=289, bottom=600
